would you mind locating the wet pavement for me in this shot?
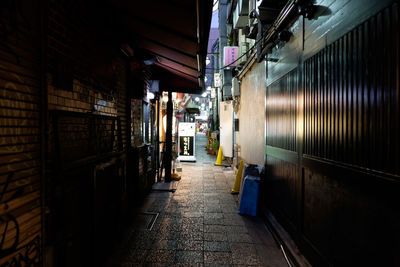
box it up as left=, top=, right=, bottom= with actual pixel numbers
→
left=107, top=133, right=288, bottom=266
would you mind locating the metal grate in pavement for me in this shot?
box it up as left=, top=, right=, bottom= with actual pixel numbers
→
left=135, top=212, right=159, bottom=231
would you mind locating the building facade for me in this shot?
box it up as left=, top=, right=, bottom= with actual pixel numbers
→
left=219, top=0, right=400, bottom=265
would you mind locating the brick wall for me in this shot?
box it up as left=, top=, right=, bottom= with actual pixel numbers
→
left=47, top=76, right=117, bottom=115
left=44, top=1, right=129, bottom=265
left=46, top=0, right=128, bottom=155
left=131, top=99, right=143, bottom=147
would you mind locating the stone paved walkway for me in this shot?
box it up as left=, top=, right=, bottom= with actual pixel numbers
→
left=107, top=133, right=288, bottom=266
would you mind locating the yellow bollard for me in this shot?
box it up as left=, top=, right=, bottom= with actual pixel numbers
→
left=231, top=160, right=244, bottom=194
left=215, top=146, right=223, bottom=166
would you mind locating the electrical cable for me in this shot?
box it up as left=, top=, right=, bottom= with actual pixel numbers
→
left=206, top=0, right=297, bottom=72
left=205, top=24, right=271, bottom=72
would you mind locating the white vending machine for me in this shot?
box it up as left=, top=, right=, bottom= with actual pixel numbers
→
left=177, top=122, right=196, bottom=162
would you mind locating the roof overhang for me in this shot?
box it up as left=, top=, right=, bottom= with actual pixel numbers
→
left=112, top=0, right=213, bottom=94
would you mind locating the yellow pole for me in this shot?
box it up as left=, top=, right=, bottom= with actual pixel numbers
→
left=231, top=160, right=244, bottom=194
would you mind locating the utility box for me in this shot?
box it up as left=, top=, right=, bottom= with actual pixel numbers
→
left=222, top=69, right=233, bottom=99
left=222, top=69, right=232, bottom=86
left=232, top=77, right=240, bottom=96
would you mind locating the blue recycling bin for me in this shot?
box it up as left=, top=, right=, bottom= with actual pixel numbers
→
left=238, top=175, right=260, bottom=216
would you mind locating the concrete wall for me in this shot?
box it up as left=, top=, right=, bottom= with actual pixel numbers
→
left=238, top=61, right=266, bottom=166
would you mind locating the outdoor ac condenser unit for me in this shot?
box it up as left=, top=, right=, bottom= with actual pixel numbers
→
left=239, top=42, right=249, bottom=65
left=232, top=77, right=240, bottom=97
left=233, top=0, right=250, bottom=29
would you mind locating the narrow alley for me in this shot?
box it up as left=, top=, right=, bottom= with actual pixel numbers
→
left=1, top=0, right=400, bottom=266
left=107, top=133, right=288, bottom=266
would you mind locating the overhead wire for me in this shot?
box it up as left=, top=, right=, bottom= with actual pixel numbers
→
left=205, top=24, right=272, bottom=72
left=206, top=0, right=298, bottom=72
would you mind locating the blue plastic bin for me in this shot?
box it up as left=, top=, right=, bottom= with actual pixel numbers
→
left=238, top=175, right=260, bottom=216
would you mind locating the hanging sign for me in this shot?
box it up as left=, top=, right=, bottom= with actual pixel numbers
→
left=178, top=122, right=196, bottom=162
left=223, top=46, right=238, bottom=67
left=214, top=73, right=221, bottom=87
left=211, top=88, right=216, bottom=98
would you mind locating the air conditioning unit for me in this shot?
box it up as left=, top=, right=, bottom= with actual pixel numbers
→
left=222, top=69, right=233, bottom=99
left=239, top=42, right=249, bottom=65
left=232, top=77, right=240, bottom=96
left=233, top=0, right=249, bottom=29
left=222, top=69, right=232, bottom=86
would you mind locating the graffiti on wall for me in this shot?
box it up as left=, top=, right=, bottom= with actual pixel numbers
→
left=0, top=172, right=40, bottom=266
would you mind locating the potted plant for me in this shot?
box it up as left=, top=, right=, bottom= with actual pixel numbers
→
left=212, top=139, right=219, bottom=155
left=207, top=138, right=215, bottom=154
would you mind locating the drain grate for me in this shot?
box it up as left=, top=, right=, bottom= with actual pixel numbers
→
left=135, top=212, right=159, bottom=230
left=152, top=188, right=176, bottom=193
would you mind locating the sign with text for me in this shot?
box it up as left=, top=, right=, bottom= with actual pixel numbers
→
left=223, top=46, right=238, bottom=67
left=180, top=136, right=194, bottom=156
left=178, top=122, right=196, bottom=161
left=214, top=73, right=221, bottom=87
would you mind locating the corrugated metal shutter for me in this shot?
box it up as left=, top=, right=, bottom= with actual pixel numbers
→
left=0, top=2, right=41, bottom=265
left=304, top=3, right=400, bottom=175
left=266, top=68, right=298, bottom=151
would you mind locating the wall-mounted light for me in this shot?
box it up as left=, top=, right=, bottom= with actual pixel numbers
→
left=147, top=92, right=155, bottom=100
left=202, top=92, right=207, bottom=97
left=195, top=97, right=200, bottom=102
left=143, top=58, right=157, bottom=65
left=206, top=56, right=211, bottom=65
left=162, top=92, right=169, bottom=103
left=297, top=4, right=316, bottom=19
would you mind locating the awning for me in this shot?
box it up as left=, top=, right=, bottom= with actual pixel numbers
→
left=112, top=0, right=213, bottom=93
left=185, top=102, right=200, bottom=114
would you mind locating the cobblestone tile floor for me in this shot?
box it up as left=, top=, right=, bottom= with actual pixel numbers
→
left=106, top=133, right=288, bottom=266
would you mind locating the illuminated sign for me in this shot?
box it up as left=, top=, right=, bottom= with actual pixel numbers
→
left=180, top=136, right=194, bottom=156
left=178, top=122, right=196, bottom=162
left=223, top=46, right=238, bottom=67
